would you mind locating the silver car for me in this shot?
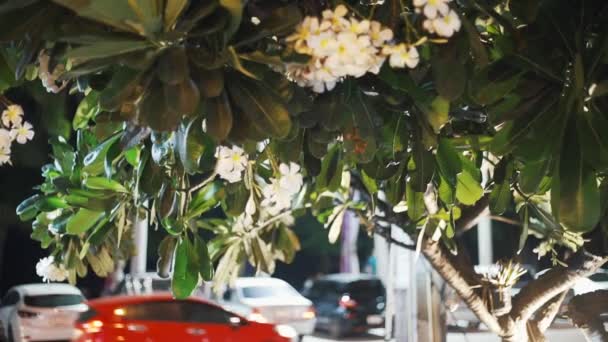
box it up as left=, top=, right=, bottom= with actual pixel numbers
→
left=219, top=277, right=316, bottom=341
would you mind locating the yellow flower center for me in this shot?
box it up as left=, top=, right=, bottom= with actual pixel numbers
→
left=320, top=38, right=330, bottom=48
left=338, top=45, right=347, bottom=54
left=232, top=154, right=241, bottom=162
left=429, top=0, right=438, bottom=5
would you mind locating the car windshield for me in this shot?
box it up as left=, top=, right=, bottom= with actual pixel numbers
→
left=242, top=285, right=299, bottom=298
left=344, top=280, right=385, bottom=301
left=24, top=294, right=83, bottom=307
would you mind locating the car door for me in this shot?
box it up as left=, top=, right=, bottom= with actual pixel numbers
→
left=117, top=301, right=195, bottom=342
left=180, top=301, right=237, bottom=342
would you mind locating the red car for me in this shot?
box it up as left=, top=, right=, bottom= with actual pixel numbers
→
left=72, top=293, right=297, bottom=342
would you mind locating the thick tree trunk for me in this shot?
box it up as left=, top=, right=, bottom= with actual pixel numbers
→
left=421, top=238, right=503, bottom=334
left=568, top=290, right=608, bottom=342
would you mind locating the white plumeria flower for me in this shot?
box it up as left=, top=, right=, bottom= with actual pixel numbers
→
left=215, top=145, right=248, bottom=183
left=414, top=0, right=450, bottom=19
left=261, top=179, right=293, bottom=215
left=386, top=44, right=420, bottom=69
left=1, top=104, right=23, bottom=127
left=322, top=4, right=349, bottom=30
left=0, top=145, right=10, bottom=166
left=370, top=21, right=394, bottom=47
left=307, top=31, right=338, bottom=57
left=36, top=256, right=69, bottom=282
left=278, top=162, right=304, bottom=195
left=431, top=9, right=461, bottom=37
left=347, top=18, right=371, bottom=35
left=0, top=128, right=11, bottom=147
left=10, top=121, right=34, bottom=144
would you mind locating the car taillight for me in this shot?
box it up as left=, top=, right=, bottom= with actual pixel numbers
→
left=17, top=310, right=39, bottom=318
left=302, top=306, right=316, bottom=319
left=247, top=308, right=268, bottom=323
left=339, top=294, right=358, bottom=309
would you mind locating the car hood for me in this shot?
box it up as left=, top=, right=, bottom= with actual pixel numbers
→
left=240, top=296, right=312, bottom=307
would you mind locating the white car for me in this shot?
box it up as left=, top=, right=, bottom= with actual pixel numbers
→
left=0, top=284, right=86, bottom=342
left=218, top=277, right=316, bottom=341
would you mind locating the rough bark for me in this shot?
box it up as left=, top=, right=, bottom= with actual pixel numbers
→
left=568, top=290, right=608, bottom=342
left=421, top=238, right=503, bottom=334
left=511, top=250, right=608, bottom=323
left=532, top=291, right=568, bottom=334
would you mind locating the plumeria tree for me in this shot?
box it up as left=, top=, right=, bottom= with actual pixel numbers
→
left=1, top=0, right=608, bottom=340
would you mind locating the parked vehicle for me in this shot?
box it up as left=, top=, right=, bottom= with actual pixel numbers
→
left=72, top=293, right=297, bottom=342
left=112, top=272, right=206, bottom=297
left=301, top=274, right=386, bottom=338
left=218, top=277, right=316, bottom=341
left=0, top=283, right=86, bottom=342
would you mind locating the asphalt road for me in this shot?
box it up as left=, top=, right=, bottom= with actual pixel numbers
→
left=303, top=328, right=587, bottom=342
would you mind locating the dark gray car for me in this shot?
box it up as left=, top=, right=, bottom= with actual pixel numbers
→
left=301, top=274, right=386, bottom=338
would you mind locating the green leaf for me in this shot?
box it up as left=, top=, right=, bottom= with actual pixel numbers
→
left=65, top=40, right=152, bottom=61
left=557, top=128, right=601, bottom=233
left=455, top=171, right=484, bottom=205
left=327, top=205, right=347, bottom=244
left=98, top=67, right=141, bottom=111
left=186, top=181, right=222, bottom=219
left=489, top=182, right=512, bottom=215
left=426, top=96, right=450, bottom=134
left=83, top=133, right=121, bottom=176
left=84, top=177, right=128, bottom=193
left=164, top=0, right=188, bottom=30
left=432, top=51, right=466, bottom=101
left=436, top=138, right=462, bottom=187
left=518, top=159, right=550, bottom=195
left=406, top=182, right=425, bottom=221
left=317, top=145, right=343, bottom=192
left=16, top=194, right=41, bottom=220
left=206, top=92, right=233, bottom=142
left=360, top=170, right=378, bottom=195
left=227, top=76, right=291, bottom=138
left=66, top=208, right=105, bottom=235
left=195, top=235, right=214, bottom=281
left=175, top=117, right=216, bottom=175
left=409, top=143, right=435, bottom=192
left=156, top=236, right=176, bottom=278
left=577, top=110, right=608, bottom=171
left=219, top=0, right=243, bottom=40
left=172, top=236, right=200, bottom=299
left=52, top=0, right=144, bottom=34
left=470, top=66, right=522, bottom=106
left=73, top=91, right=100, bottom=129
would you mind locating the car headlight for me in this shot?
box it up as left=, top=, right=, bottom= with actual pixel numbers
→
left=274, top=324, right=297, bottom=339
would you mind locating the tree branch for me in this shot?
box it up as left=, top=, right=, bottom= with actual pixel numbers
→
left=531, top=290, right=568, bottom=333
left=455, top=194, right=490, bottom=236
left=373, top=224, right=416, bottom=251
left=511, top=249, right=608, bottom=323
left=568, top=290, right=608, bottom=342
left=422, top=238, right=503, bottom=334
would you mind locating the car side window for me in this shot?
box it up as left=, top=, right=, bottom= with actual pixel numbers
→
left=1, top=291, right=19, bottom=307
left=223, top=289, right=233, bottom=301
left=180, top=302, right=231, bottom=324
left=123, top=301, right=183, bottom=321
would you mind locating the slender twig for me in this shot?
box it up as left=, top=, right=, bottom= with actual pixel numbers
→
left=189, top=172, right=217, bottom=194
